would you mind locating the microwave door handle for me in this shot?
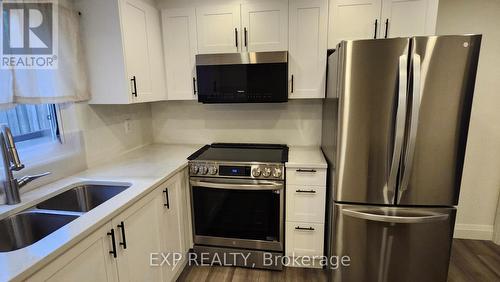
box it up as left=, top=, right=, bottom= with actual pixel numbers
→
left=386, top=55, right=408, bottom=203
left=342, top=209, right=449, bottom=224
left=190, top=180, right=283, bottom=191
left=399, top=54, right=422, bottom=202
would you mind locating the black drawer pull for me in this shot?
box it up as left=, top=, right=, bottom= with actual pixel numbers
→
left=374, top=19, right=378, bottom=39
left=107, top=228, right=117, bottom=258
left=131, top=76, right=137, bottom=97
left=296, top=169, right=317, bottom=173
left=384, top=18, right=389, bottom=38
left=296, top=189, right=316, bottom=193
left=163, top=188, right=170, bottom=209
left=193, top=77, right=197, bottom=95
left=117, top=221, right=127, bottom=249
left=295, top=226, right=315, bottom=231
left=235, top=28, right=238, bottom=47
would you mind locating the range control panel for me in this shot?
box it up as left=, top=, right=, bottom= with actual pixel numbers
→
left=189, top=162, right=284, bottom=180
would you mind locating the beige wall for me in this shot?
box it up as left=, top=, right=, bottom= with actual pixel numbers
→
left=437, top=0, right=500, bottom=240
left=152, top=100, right=323, bottom=146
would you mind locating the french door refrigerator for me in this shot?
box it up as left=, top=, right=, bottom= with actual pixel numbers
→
left=322, top=35, right=481, bottom=282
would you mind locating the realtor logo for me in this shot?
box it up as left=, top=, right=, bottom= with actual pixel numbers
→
left=1, top=0, right=58, bottom=69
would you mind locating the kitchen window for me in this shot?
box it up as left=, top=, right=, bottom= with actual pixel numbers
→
left=0, top=104, right=61, bottom=149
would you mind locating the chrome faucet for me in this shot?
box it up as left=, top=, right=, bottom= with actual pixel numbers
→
left=1, top=125, right=50, bottom=205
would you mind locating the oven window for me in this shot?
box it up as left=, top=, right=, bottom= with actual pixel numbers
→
left=192, top=186, right=280, bottom=241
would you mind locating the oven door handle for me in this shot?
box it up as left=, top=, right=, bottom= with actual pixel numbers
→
left=190, top=180, right=284, bottom=191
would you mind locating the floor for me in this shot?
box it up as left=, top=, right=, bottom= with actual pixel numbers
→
left=177, top=239, right=500, bottom=282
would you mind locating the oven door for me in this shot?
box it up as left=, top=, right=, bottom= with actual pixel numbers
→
left=190, top=177, right=284, bottom=252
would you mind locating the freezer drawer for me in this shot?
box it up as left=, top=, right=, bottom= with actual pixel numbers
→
left=331, top=204, right=456, bottom=282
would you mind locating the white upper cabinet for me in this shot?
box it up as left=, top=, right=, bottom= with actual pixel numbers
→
left=328, top=0, right=382, bottom=48
left=122, top=0, right=153, bottom=103
left=196, top=5, right=241, bottom=54
left=328, top=0, right=439, bottom=48
left=162, top=8, right=198, bottom=100
left=77, top=0, right=166, bottom=104
left=241, top=1, right=288, bottom=52
left=289, top=0, right=328, bottom=99
left=380, top=0, right=439, bottom=38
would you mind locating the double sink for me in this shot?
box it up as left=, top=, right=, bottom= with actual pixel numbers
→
left=0, top=183, right=131, bottom=253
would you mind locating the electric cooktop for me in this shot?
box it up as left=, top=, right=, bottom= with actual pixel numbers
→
left=188, top=143, right=289, bottom=163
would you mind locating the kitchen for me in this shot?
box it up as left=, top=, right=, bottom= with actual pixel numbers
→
left=0, top=0, right=499, bottom=281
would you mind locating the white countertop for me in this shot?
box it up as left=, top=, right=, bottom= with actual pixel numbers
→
left=287, top=146, right=327, bottom=169
left=0, top=144, right=325, bottom=281
left=0, top=144, right=203, bottom=282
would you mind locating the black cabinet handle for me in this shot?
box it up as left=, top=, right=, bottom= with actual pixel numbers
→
left=374, top=19, right=378, bottom=39
left=107, top=228, right=117, bottom=258
left=117, top=221, right=127, bottom=249
left=296, top=189, right=316, bottom=193
left=163, top=188, right=170, bottom=209
left=291, top=75, right=294, bottom=93
left=295, top=226, right=315, bottom=231
left=235, top=28, right=238, bottom=48
left=131, top=76, right=137, bottom=97
left=296, top=169, right=316, bottom=173
left=384, top=19, right=389, bottom=38
left=193, top=77, right=197, bottom=95
left=244, top=27, right=248, bottom=47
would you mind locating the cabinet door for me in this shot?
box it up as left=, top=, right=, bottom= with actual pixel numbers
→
left=163, top=8, right=198, bottom=100
left=380, top=0, right=438, bottom=38
left=159, top=173, right=185, bottom=281
left=146, top=3, right=168, bottom=102
left=113, top=192, right=165, bottom=282
left=286, top=185, right=326, bottom=223
left=285, top=222, right=324, bottom=257
left=328, top=0, right=382, bottom=48
left=241, top=1, right=288, bottom=52
left=196, top=5, right=241, bottom=54
left=289, top=0, right=328, bottom=99
left=121, top=0, right=153, bottom=102
left=27, top=223, right=118, bottom=282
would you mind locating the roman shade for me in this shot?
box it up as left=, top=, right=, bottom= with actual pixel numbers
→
left=0, top=0, right=89, bottom=109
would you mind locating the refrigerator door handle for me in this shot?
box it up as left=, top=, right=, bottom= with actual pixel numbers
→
left=342, top=208, right=449, bottom=224
left=399, top=54, right=422, bottom=200
left=385, top=55, right=408, bottom=202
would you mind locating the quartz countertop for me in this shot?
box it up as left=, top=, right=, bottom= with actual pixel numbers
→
left=0, top=144, right=203, bottom=282
left=287, top=146, right=327, bottom=169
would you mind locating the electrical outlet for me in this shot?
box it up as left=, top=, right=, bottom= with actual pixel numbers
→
left=124, top=119, right=131, bottom=134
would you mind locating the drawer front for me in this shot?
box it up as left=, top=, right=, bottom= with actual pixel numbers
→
left=286, top=185, right=326, bottom=223
left=286, top=168, right=326, bottom=186
left=285, top=222, right=324, bottom=257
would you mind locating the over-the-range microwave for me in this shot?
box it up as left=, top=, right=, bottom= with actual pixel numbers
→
left=195, top=51, right=288, bottom=103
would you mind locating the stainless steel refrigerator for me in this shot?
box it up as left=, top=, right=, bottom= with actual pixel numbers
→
left=321, top=35, right=481, bottom=282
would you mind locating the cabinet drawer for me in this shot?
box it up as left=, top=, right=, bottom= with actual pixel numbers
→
left=286, top=185, right=326, bottom=223
left=286, top=168, right=326, bottom=186
left=285, top=222, right=324, bottom=257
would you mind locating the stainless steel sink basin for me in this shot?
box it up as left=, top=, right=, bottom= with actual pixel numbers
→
left=0, top=211, right=78, bottom=252
left=36, top=184, right=130, bottom=212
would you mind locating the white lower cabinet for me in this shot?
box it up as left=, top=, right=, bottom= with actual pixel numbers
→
left=285, top=222, right=325, bottom=257
left=113, top=190, right=165, bottom=282
left=28, top=169, right=191, bottom=282
left=27, top=223, right=119, bottom=282
left=286, top=185, right=326, bottom=223
left=285, top=166, right=327, bottom=268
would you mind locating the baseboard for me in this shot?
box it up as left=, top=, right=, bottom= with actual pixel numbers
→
left=454, top=224, right=494, bottom=240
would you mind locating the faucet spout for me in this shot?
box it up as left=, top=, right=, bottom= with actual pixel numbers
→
left=18, top=172, right=51, bottom=188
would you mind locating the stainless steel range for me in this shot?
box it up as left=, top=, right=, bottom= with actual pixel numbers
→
left=188, top=143, right=288, bottom=270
